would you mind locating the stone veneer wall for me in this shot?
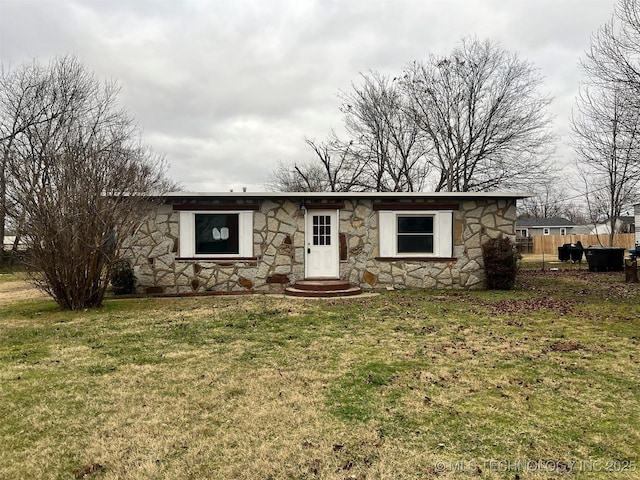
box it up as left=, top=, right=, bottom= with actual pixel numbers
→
left=338, top=198, right=516, bottom=289
left=124, top=197, right=516, bottom=294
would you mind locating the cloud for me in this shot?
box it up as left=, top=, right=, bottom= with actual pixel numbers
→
left=0, top=0, right=619, bottom=191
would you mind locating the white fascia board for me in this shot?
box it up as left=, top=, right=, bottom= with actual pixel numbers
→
left=163, top=191, right=533, bottom=200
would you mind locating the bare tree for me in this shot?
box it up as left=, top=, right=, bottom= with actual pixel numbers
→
left=305, top=136, right=368, bottom=192
left=559, top=201, right=589, bottom=225
left=1, top=60, right=63, bottom=258
left=571, top=0, right=640, bottom=246
left=1, top=56, right=172, bottom=309
left=402, top=37, right=555, bottom=192
left=518, top=181, right=570, bottom=219
left=584, top=0, right=640, bottom=91
left=267, top=159, right=329, bottom=192
left=338, top=72, right=430, bottom=191
left=275, top=38, right=556, bottom=193
left=572, top=84, right=640, bottom=245
left=517, top=180, right=589, bottom=224
left=268, top=137, right=363, bottom=192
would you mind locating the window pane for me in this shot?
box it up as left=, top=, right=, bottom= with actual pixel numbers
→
left=398, top=235, right=433, bottom=253
left=312, top=214, right=331, bottom=246
left=195, top=214, right=239, bottom=254
left=325, top=216, right=331, bottom=245
left=398, top=216, right=433, bottom=233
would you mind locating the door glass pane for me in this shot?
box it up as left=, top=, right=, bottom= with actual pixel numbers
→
left=312, top=214, right=332, bottom=246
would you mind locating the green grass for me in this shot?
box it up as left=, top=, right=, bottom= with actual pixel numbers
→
left=0, top=271, right=639, bottom=479
left=518, top=252, right=591, bottom=271
left=0, top=271, right=22, bottom=282
left=0, top=258, right=28, bottom=276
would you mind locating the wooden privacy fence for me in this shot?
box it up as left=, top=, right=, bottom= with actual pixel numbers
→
left=531, top=233, right=636, bottom=255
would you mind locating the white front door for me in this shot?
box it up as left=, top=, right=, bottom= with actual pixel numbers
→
left=305, top=209, right=339, bottom=278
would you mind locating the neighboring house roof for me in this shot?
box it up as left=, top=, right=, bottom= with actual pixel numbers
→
left=516, top=217, right=574, bottom=228
left=616, top=216, right=634, bottom=224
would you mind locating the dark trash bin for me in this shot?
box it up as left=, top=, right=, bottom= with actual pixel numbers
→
left=558, top=242, right=583, bottom=263
left=570, top=241, right=584, bottom=262
left=558, top=245, right=570, bottom=261
left=584, top=246, right=625, bottom=272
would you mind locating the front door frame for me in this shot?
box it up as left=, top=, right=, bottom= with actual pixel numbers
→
left=304, top=208, right=340, bottom=279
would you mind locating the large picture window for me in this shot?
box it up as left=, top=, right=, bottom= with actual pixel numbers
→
left=179, top=210, right=253, bottom=258
left=195, top=214, right=239, bottom=254
left=378, top=210, right=453, bottom=258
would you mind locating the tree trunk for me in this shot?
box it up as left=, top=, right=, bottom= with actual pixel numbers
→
left=625, top=258, right=638, bottom=283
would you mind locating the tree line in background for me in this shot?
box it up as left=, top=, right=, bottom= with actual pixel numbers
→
left=0, top=57, right=172, bottom=309
left=270, top=37, right=556, bottom=193
left=516, top=182, right=589, bottom=225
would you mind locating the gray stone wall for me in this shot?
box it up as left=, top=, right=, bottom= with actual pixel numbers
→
left=338, top=198, right=516, bottom=290
left=123, top=197, right=516, bottom=294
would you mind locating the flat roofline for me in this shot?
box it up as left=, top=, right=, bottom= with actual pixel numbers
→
left=163, top=191, right=532, bottom=199
left=517, top=225, right=578, bottom=228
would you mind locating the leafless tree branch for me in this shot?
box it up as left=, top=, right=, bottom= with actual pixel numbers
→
left=1, top=56, right=174, bottom=309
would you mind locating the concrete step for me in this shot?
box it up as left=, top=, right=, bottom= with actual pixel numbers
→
left=290, top=279, right=353, bottom=292
left=284, top=279, right=362, bottom=297
left=284, top=285, right=362, bottom=298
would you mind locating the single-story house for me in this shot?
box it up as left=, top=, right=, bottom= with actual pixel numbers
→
left=515, top=217, right=587, bottom=237
left=123, top=191, right=527, bottom=294
left=589, top=216, right=635, bottom=236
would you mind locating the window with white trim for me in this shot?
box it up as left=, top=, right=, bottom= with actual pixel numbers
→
left=543, top=227, right=550, bottom=236
left=179, top=211, right=253, bottom=258
left=397, top=215, right=434, bottom=253
left=378, top=210, right=453, bottom=258
left=560, top=227, right=567, bottom=236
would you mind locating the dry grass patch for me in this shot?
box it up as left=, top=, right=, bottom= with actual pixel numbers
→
left=0, top=272, right=639, bottom=479
left=0, top=274, right=47, bottom=304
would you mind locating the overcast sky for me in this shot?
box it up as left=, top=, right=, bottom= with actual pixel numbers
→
left=0, top=0, right=618, bottom=192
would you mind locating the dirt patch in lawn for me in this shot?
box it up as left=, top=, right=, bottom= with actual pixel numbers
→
left=487, top=297, right=575, bottom=316
left=548, top=340, right=583, bottom=352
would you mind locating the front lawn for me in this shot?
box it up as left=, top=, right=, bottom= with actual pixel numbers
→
left=0, top=269, right=638, bottom=479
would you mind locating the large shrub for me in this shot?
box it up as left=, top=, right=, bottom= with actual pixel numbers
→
left=110, top=260, right=136, bottom=295
left=482, top=236, right=519, bottom=290
left=1, top=56, right=171, bottom=309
